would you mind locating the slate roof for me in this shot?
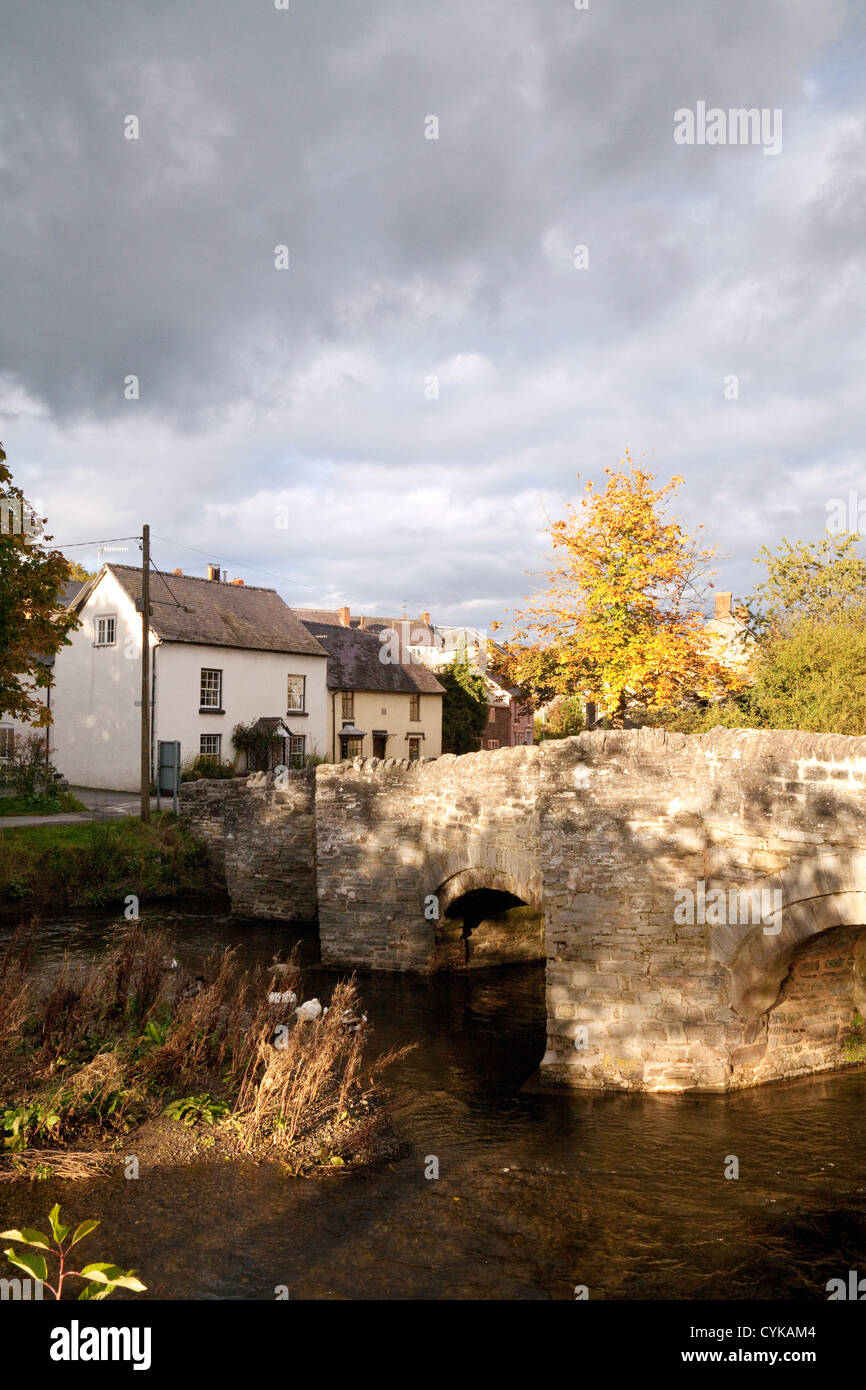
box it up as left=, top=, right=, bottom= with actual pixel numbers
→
left=80, top=565, right=326, bottom=657
left=293, top=608, right=434, bottom=638
left=299, top=620, right=445, bottom=694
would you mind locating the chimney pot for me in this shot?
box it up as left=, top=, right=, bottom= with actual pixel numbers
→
left=173, top=568, right=183, bottom=577
left=207, top=564, right=221, bottom=583
left=230, top=578, right=244, bottom=586
left=337, top=606, right=351, bottom=627
left=714, top=592, right=732, bottom=619
left=420, top=610, right=431, bottom=626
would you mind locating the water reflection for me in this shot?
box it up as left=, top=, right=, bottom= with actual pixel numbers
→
left=1, top=908, right=865, bottom=1300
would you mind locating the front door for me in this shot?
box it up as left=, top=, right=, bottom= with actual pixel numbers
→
left=373, top=734, right=387, bottom=759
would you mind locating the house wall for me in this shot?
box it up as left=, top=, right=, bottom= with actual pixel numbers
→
left=0, top=687, right=52, bottom=771
left=48, top=571, right=329, bottom=791
left=49, top=570, right=147, bottom=790
left=327, top=688, right=442, bottom=762
left=154, top=643, right=328, bottom=776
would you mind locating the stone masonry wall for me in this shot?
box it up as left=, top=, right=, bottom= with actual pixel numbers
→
left=180, top=729, right=866, bottom=1094
left=179, top=769, right=317, bottom=921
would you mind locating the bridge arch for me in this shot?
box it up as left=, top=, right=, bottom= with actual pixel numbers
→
left=716, top=852, right=866, bottom=1017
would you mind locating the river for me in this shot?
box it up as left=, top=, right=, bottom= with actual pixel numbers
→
left=1, top=907, right=865, bottom=1301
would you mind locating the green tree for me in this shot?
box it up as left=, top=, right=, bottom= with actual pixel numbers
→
left=439, top=658, right=490, bottom=754
left=0, top=443, right=80, bottom=724
left=538, top=695, right=585, bottom=741
left=748, top=533, right=866, bottom=635
left=649, top=617, right=866, bottom=736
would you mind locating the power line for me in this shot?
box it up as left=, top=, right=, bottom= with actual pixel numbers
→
left=54, top=535, right=141, bottom=549
left=151, top=533, right=329, bottom=593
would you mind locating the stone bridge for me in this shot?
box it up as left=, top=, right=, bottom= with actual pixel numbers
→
left=179, top=728, right=866, bottom=1094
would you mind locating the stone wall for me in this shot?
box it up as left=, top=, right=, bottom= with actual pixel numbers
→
left=315, top=749, right=541, bottom=970
left=179, top=729, right=866, bottom=1094
left=179, top=769, right=317, bottom=921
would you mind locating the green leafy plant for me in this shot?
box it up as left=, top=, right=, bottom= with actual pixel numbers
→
left=163, top=1093, right=230, bottom=1127
left=843, top=1013, right=866, bottom=1063
left=2, top=1099, right=61, bottom=1151
left=1, top=1203, right=146, bottom=1300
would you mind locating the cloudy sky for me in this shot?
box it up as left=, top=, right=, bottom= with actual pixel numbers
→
left=1, top=0, right=863, bottom=628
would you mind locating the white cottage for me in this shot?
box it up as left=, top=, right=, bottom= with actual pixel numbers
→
left=52, top=564, right=329, bottom=791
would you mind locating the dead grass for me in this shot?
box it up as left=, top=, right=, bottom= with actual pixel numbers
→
left=0, top=924, right=407, bottom=1177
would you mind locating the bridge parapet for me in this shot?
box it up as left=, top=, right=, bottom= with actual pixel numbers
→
left=180, top=729, right=866, bottom=1092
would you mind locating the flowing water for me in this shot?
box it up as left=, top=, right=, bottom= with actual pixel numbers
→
left=2, top=907, right=865, bottom=1301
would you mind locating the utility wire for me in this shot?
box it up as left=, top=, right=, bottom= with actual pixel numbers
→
left=151, top=533, right=330, bottom=593
left=53, top=535, right=141, bottom=549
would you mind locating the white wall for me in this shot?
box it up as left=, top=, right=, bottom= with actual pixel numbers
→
left=153, top=642, right=329, bottom=775
left=48, top=570, right=330, bottom=791
left=49, top=570, right=148, bottom=790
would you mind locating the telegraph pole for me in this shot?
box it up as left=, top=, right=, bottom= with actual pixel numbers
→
left=140, top=524, right=151, bottom=821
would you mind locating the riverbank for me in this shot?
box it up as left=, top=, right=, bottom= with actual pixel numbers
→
left=0, top=920, right=405, bottom=1183
left=0, top=814, right=212, bottom=914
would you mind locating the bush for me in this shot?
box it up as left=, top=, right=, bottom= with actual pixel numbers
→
left=180, top=754, right=237, bottom=782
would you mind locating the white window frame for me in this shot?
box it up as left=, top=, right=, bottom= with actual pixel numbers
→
left=487, top=739, right=499, bottom=749
left=200, top=733, right=222, bottom=758
left=0, top=727, right=14, bottom=761
left=287, top=675, right=306, bottom=713
left=289, top=734, right=305, bottom=768
left=409, top=693, right=421, bottom=721
left=94, top=614, right=117, bottom=647
left=200, top=668, right=222, bottom=709
left=408, top=736, right=421, bottom=761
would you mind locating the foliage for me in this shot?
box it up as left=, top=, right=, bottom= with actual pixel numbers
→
left=748, top=533, right=866, bottom=636
left=163, top=1094, right=230, bottom=1126
left=647, top=616, right=866, bottom=736
left=0, top=925, right=405, bottom=1180
left=843, top=1014, right=866, bottom=1064
left=496, top=457, right=746, bottom=727
left=0, top=790, right=85, bottom=816
left=1, top=1203, right=146, bottom=1299
left=439, top=658, right=490, bottom=754
left=0, top=443, right=80, bottom=725
left=2, top=1100, right=61, bottom=1151
left=537, top=695, right=584, bottom=740
left=0, top=813, right=209, bottom=909
left=180, top=753, right=237, bottom=782
left=66, top=561, right=94, bottom=582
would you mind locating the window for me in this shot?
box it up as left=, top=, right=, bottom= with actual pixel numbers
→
left=341, top=691, right=354, bottom=719
left=409, top=693, right=421, bottom=721
left=486, top=739, right=499, bottom=750
left=0, top=727, right=14, bottom=760
left=488, top=705, right=496, bottom=722
left=287, top=675, right=305, bottom=712
left=408, top=736, right=421, bottom=761
left=200, top=669, right=222, bottom=709
left=341, top=736, right=363, bottom=760
left=200, top=733, right=221, bottom=758
left=289, top=735, right=306, bottom=768
left=94, top=615, right=116, bottom=646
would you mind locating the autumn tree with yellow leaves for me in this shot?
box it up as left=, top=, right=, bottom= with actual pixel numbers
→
left=496, top=456, right=746, bottom=728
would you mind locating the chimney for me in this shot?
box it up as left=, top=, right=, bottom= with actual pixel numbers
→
left=172, top=568, right=183, bottom=577
left=420, top=610, right=430, bottom=626
left=359, top=615, right=367, bottom=629
left=230, top=578, right=245, bottom=586
left=207, top=564, right=221, bottom=583
left=714, top=592, right=732, bottom=619
left=337, top=606, right=351, bottom=627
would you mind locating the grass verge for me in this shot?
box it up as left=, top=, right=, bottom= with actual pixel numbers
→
left=0, top=813, right=211, bottom=910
